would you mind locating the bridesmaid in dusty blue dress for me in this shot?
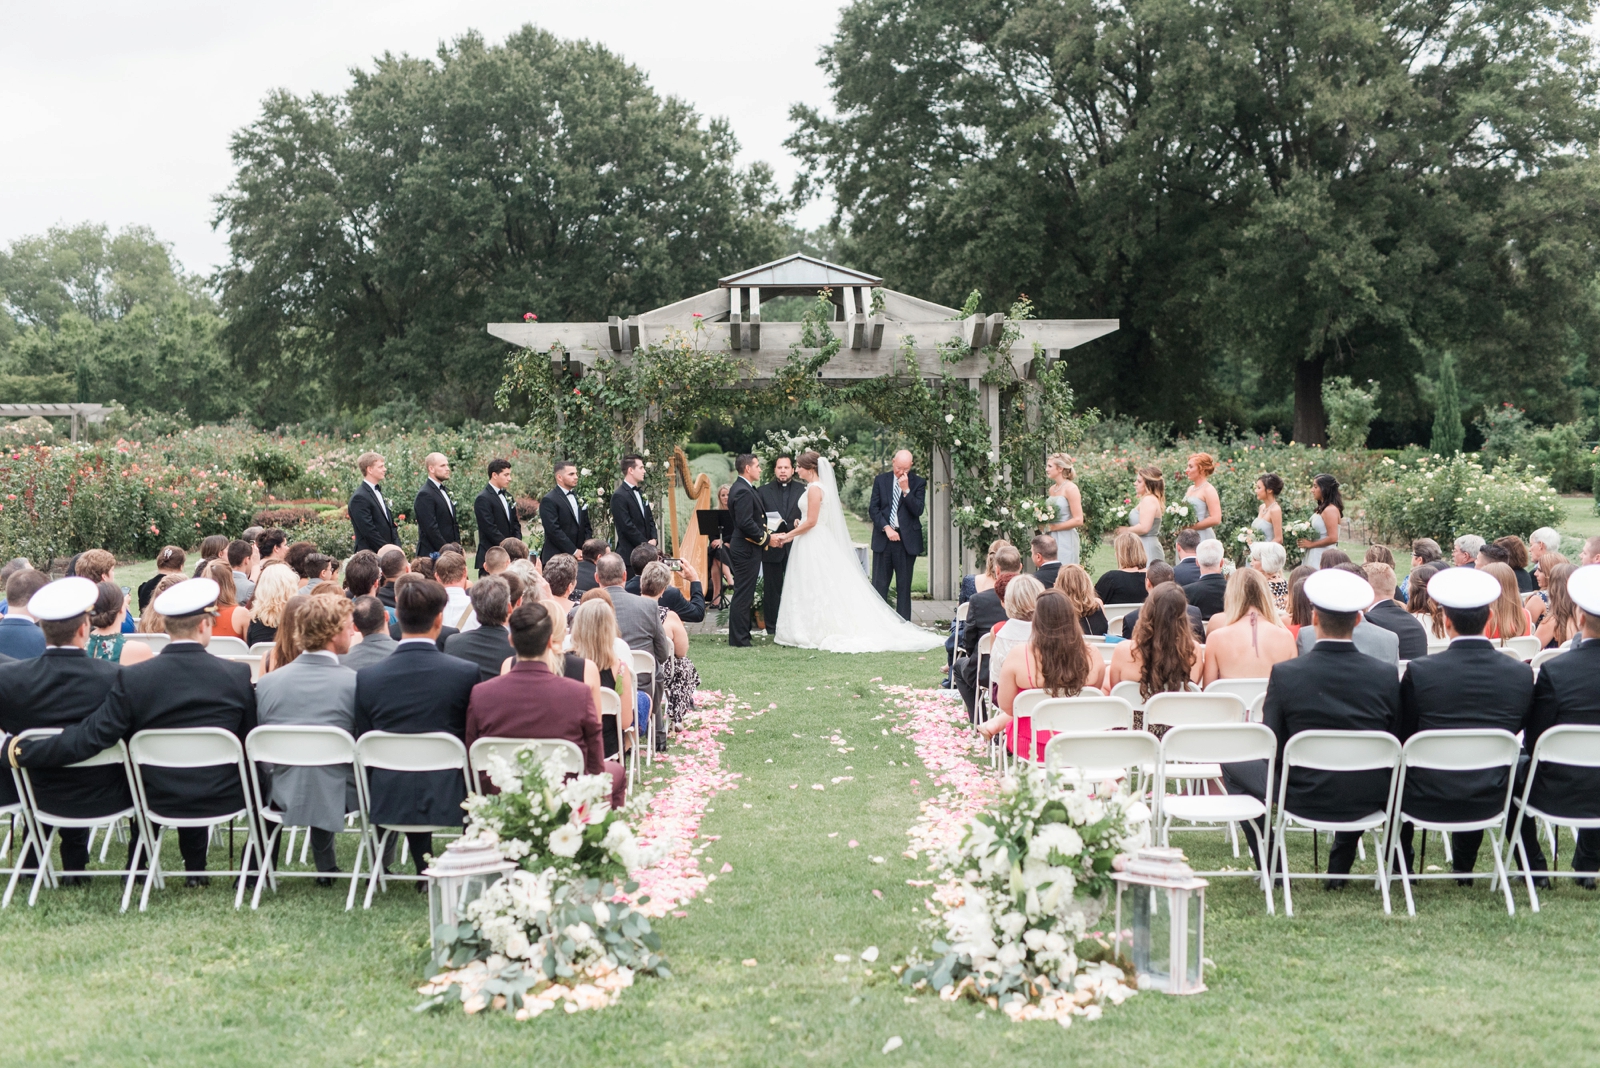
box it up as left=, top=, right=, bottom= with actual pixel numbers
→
left=1252, top=472, right=1284, bottom=545
left=1117, top=465, right=1166, bottom=564
left=1300, top=473, right=1343, bottom=568
left=1183, top=452, right=1222, bottom=542
left=1043, top=453, right=1084, bottom=566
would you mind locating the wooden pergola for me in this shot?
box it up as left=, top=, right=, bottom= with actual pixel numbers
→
left=489, top=254, right=1117, bottom=600
left=0, top=403, right=114, bottom=442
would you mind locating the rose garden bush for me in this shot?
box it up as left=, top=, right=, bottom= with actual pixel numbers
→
left=1362, top=454, right=1562, bottom=545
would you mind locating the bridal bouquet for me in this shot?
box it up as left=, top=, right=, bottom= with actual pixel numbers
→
left=1281, top=518, right=1315, bottom=568
left=899, top=767, right=1150, bottom=1025
left=417, top=748, right=668, bottom=1019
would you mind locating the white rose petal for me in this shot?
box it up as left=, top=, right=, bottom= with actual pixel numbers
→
left=882, top=1036, right=903, bottom=1054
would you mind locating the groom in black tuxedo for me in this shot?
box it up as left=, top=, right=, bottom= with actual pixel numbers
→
left=758, top=455, right=806, bottom=636
left=538, top=460, right=593, bottom=563
left=868, top=450, right=925, bottom=620
left=726, top=454, right=769, bottom=647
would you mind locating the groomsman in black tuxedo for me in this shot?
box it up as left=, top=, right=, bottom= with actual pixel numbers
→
left=472, top=458, right=522, bottom=576
left=868, top=450, right=926, bottom=620
left=726, top=454, right=769, bottom=647
left=1222, top=569, right=1400, bottom=884
left=1395, top=567, right=1535, bottom=878
left=1515, top=565, right=1600, bottom=883
left=539, top=461, right=593, bottom=563
left=0, top=578, right=130, bottom=881
left=9, top=577, right=257, bottom=882
left=413, top=452, right=460, bottom=558
left=349, top=452, right=400, bottom=552
left=611, top=454, right=658, bottom=576
left=758, top=455, right=806, bottom=635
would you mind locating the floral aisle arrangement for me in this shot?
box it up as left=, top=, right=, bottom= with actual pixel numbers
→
left=899, top=766, right=1151, bottom=1027
left=417, top=747, right=668, bottom=1019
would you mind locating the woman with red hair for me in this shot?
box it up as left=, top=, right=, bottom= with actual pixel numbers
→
left=1184, top=452, right=1222, bottom=542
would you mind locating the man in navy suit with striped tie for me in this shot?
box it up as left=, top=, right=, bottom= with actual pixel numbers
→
left=868, top=450, right=926, bottom=620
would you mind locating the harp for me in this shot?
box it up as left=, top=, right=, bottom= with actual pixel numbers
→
left=668, top=446, right=713, bottom=597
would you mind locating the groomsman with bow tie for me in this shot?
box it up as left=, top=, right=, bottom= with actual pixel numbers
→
left=349, top=452, right=400, bottom=553
left=539, top=460, right=593, bottom=563
left=868, top=450, right=926, bottom=620
left=726, top=453, right=768, bottom=647
left=611, top=454, right=659, bottom=577
left=473, top=458, right=523, bottom=576
left=413, top=452, right=461, bottom=558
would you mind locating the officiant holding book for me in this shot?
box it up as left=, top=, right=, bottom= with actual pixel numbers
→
left=759, top=455, right=806, bottom=636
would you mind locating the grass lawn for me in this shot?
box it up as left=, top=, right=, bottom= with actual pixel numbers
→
left=4, top=637, right=1600, bottom=1066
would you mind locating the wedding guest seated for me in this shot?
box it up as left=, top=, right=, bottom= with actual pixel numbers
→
left=575, top=538, right=609, bottom=594
left=1053, top=564, right=1108, bottom=636
left=1316, top=548, right=1352, bottom=570
left=385, top=572, right=460, bottom=649
left=206, top=561, right=253, bottom=641
left=1029, top=536, right=1061, bottom=590
left=10, top=577, right=257, bottom=884
left=74, top=550, right=133, bottom=632
left=980, top=590, right=1104, bottom=759
left=296, top=554, right=336, bottom=595
left=1360, top=562, right=1428, bottom=660
left=625, top=544, right=707, bottom=623
left=341, top=595, right=397, bottom=668
left=466, top=600, right=626, bottom=809
left=1453, top=534, right=1484, bottom=567
left=0, top=567, right=49, bottom=659
left=87, top=581, right=153, bottom=665
left=569, top=598, right=636, bottom=760
left=1476, top=542, right=1511, bottom=573
left=1118, top=562, right=1204, bottom=643
left=0, top=558, right=31, bottom=615
left=1399, top=538, right=1443, bottom=603
left=1481, top=561, right=1533, bottom=642
left=1405, top=563, right=1446, bottom=640
left=1094, top=533, right=1149, bottom=606
left=136, top=575, right=184, bottom=633
left=1108, top=584, right=1205, bottom=726
left=138, top=546, right=186, bottom=611
left=1202, top=569, right=1297, bottom=683
left=262, top=594, right=309, bottom=674
left=254, top=595, right=359, bottom=883
left=1533, top=562, right=1579, bottom=649
left=443, top=576, right=515, bottom=681
left=1364, top=544, right=1395, bottom=567
left=1250, top=540, right=1290, bottom=613
left=544, top=554, right=579, bottom=604
left=1172, top=529, right=1202, bottom=586
left=255, top=527, right=288, bottom=566
left=598, top=552, right=672, bottom=752
left=1525, top=552, right=1567, bottom=626
left=947, top=538, right=1012, bottom=683
left=481, top=546, right=511, bottom=577
left=227, top=539, right=257, bottom=605
left=0, top=577, right=130, bottom=883
left=192, top=535, right=228, bottom=577
left=1294, top=564, right=1400, bottom=664
left=1183, top=539, right=1228, bottom=626
left=955, top=544, right=1023, bottom=716
left=342, top=550, right=381, bottom=601
left=353, top=578, right=480, bottom=885
left=501, top=538, right=531, bottom=565
left=637, top=562, right=700, bottom=731
left=376, top=548, right=408, bottom=609
left=435, top=552, right=475, bottom=630
left=247, top=562, right=299, bottom=647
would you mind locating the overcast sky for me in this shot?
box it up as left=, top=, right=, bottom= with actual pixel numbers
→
left=0, top=0, right=847, bottom=277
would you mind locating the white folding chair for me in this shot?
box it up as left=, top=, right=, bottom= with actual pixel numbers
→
left=1044, top=730, right=1160, bottom=795
left=207, top=635, right=251, bottom=656
left=1102, top=603, right=1141, bottom=632
left=1530, top=648, right=1567, bottom=675
left=128, top=727, right=262, bottom=912
left=1143, top=693, right=1249, bottom=849
left=1095, top=642, right=1118, bottom=664
left=973, top=634, right=994, bottom=727
left=1158, top=723, right=1278, bottom=913
left=354, top=731, right=471, bottom=908
left=631, top=649, right=657, bottom=765
left=123, top=633, right=169, bottom=653
left=1204, top=677, right=1269, bottom=709
left=1505, top=724, right=1600, bottom=913
left=1497, top=635, right=1541, bottom=662
left=3, top=731, right=145, bottom=911
left=467, top=737, right=584, bottom=789
left=1270, top=730, right=1401, bottom=916
left=1386, top=729, right=1521, bottom=916
left=593, top=688, right=635, bottom=787
left=248, top=641, right=276, bottom=655
left=1108, top=680, right=1143, bottom=710
left=1023, top=697, right=1136, bottom=782
left=1425, top=638, right=1453, bottom=657
left=1249, top=693, right=1266, bottom=723
left=245, top=726, right=368, bottom=911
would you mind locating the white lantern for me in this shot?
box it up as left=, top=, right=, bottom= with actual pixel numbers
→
left=423, top=838, right=515, bottom=955
left=1111, top=846, right=1208, bottom=995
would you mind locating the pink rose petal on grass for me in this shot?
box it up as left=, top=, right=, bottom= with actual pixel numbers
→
left=848, top=840, right=859, bottom=848
left=720, top=862, right=732, bottom=873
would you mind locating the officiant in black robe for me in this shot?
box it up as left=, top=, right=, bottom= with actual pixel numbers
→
left=758, top=456, right=806, bottom=636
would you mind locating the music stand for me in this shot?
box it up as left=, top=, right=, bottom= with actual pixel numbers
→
left=696, top=509, right=729, bottom=585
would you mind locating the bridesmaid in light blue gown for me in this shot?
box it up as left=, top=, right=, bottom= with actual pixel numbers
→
left=1043, top=453, right=1084, bottom=566
left=1252, top=472, right=1284, bottom=545
left=1117, top=465, right=1166, bottom=564
left=1182, top=452, right=1222, bottom=542
left=1300, top=473, right=1343, bottom=568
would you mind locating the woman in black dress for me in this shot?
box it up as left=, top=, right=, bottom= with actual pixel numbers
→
left=1094, top=531, right=1151, bottom=606
left=1055, top=563, right=1110, bottom=635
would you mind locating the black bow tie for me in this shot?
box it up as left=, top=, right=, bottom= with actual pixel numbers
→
left=371, top=484, right=383, bottom=494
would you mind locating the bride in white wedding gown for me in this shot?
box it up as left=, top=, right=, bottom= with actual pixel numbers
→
left=773, top=453, right=946, bottom=653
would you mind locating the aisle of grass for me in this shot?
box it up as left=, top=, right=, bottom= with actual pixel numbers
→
left=3, top=636, right=1600, bottom=1065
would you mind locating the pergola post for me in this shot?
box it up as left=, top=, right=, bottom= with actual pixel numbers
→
left=929, top=444, right=955, bottom=601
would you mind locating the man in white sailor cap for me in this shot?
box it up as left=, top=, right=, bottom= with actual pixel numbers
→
left=1517, top=564, right=1600, bottom=886
left=7, top=577, right=257, bottom=886
left=1396, top=567, right=1536, bottom=883
left=0, top=577, right=131, bottom=883
left=1223, top=568, right=1401, bottom=885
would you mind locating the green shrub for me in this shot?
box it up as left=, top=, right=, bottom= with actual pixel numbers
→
left=682, top=443, right=724, bottom=460
left=242, top=447, right=304, bottom=491
left=252, top=507, right=320, bottom=529
left=1363, top=454, right=1561, bottom=545
left=1477, top=403, right=1593, bottom=493
left=1322, top=377, right=1381, bottom=451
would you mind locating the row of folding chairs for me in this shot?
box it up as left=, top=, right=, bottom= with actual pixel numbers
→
left=2, top=726, right=593, bottom=913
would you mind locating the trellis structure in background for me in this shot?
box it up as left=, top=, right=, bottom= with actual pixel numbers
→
left=489, top=254, right=1117, bottom=599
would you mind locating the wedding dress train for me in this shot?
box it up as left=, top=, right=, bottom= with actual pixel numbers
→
left=774, top=458, right=946, bottom=654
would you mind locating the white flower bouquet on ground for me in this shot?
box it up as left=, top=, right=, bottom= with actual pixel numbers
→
left=417, top=748, right=668, bottom=1019
left=899, top=767, right=1151, bottom=1026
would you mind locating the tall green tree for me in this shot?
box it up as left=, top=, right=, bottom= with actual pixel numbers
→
left=216, top=26, right=790, bottom=425
left=789, top=0, right=1600, bottom=442
left=1431, top=351, right=1465, bottom=456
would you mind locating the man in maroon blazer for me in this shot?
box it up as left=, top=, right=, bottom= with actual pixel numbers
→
left=465, top=600, right=625, bottom=808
